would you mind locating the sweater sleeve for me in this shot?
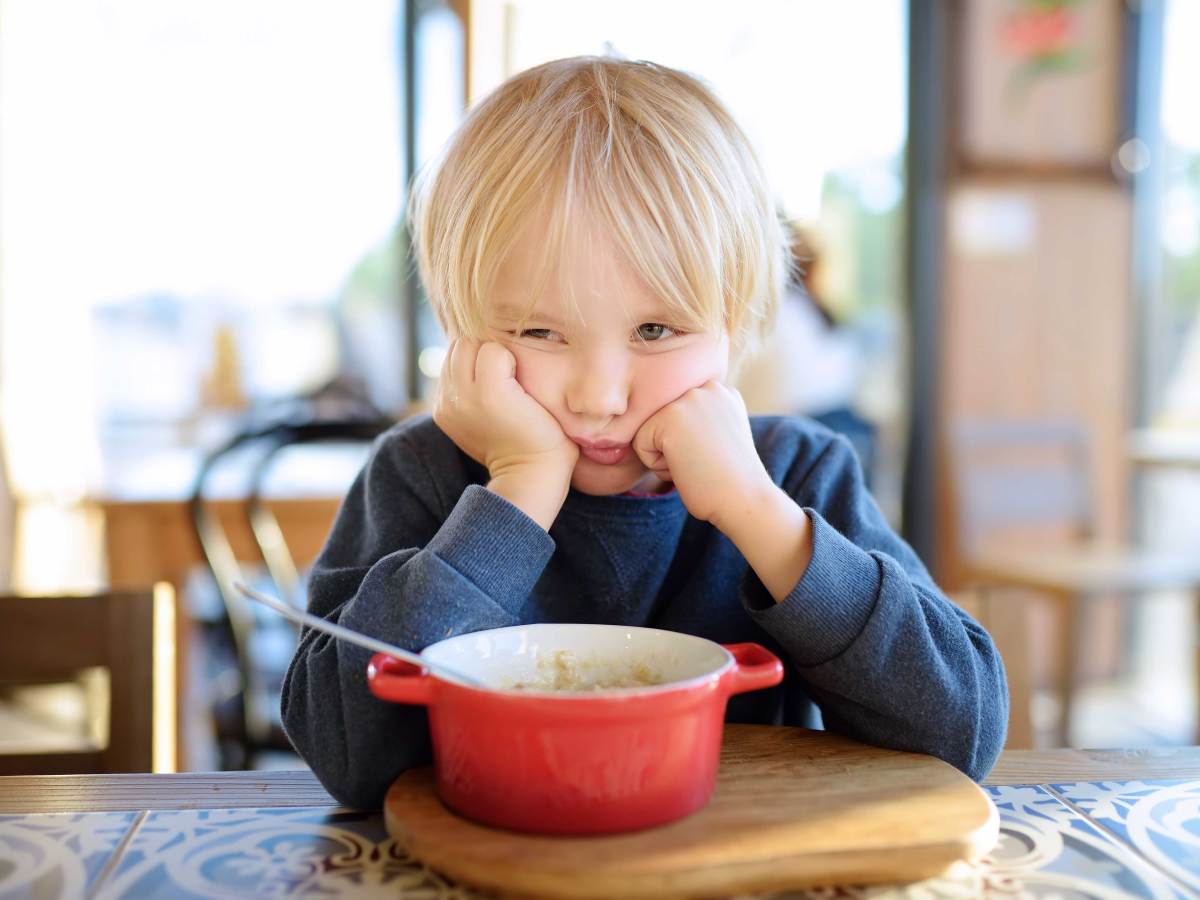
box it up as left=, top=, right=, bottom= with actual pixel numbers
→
left=741, top=430, right=1009, bottom=782
left=280, top=430, right=555, bottom=808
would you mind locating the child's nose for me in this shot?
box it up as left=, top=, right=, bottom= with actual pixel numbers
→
left=566, top=354, right=629, bottom=421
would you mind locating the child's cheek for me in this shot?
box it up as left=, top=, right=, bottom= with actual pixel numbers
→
left=651, top=335, right=730, bottom=399
left=508, top=345, right=563, bottom=411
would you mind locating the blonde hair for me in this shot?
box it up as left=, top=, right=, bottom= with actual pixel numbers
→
left=408, top=56, right=787, bottom=362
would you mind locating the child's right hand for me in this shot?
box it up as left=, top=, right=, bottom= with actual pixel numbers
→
left=433, top=339, right=578, bottom=529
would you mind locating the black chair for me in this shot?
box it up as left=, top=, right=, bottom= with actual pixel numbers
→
left=246, top=419, right=396, bottom=603
left=189, top=413, right=393, bottom=769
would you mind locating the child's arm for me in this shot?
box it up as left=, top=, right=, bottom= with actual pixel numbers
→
left=284, top=341, right=579, bottom=808
left=755, top=431, right=1009, bottom=781
left=281, top=425, right=560, bottom=808
left=636, top=399, right=1008, bottom=781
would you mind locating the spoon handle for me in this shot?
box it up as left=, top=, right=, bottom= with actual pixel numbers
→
left=232, top=581, right=482, bottom=687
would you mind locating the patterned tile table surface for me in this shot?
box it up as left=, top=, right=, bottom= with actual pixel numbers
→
left=1, top=777, right=1197, bottom=899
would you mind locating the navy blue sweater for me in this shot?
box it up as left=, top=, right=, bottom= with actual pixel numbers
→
left=282, top=414, right=1008, bottom=808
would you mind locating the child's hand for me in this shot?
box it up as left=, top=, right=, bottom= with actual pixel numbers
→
left=435, top=338, right=578, bottom=476
left=634, top=382, right=814, bottom=600
left=631, top=381, right=772, bottom=528
left=433, top=339, right=578, bottom=529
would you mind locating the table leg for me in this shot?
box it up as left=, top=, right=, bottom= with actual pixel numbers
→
left=1055, top=591, right=1082, bottom=748
left=1195, top=588, right=1200, bottom=745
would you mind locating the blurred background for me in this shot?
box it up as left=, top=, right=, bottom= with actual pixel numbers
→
left=0, top=0, right=1197, bottom=774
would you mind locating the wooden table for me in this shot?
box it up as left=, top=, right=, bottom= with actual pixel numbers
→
left=2, top=737, right=1197, bottom=898
left=96, top=443, right=364, bottom=595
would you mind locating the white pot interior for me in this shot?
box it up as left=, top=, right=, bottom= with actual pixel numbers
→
left=421, top=623, right=731, bottom=694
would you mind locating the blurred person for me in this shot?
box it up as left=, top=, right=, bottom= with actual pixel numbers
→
left=737, top=224, right=874, bottom=481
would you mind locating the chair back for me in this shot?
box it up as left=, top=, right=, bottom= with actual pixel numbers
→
left=950, top=418, right=1096, bottom=558
left=245, top=418, right=394, bottom=602
left=0, top=591, right=156, bottom=774
left=188, top=414, right=392, bottom=763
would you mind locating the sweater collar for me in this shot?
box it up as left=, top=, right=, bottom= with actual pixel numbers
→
left=560, top=485, right=685, bottom=520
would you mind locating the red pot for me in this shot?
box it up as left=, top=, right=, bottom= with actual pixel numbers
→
left=368, top=623, right=783, bottom=835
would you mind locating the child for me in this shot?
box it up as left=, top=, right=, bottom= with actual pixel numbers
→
left=282, top=56, right=1008, bottom=809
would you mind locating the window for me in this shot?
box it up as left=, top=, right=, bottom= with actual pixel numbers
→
left=0, top=0, right=407, bottom=501
left=0, top=0, right=408, bottom=590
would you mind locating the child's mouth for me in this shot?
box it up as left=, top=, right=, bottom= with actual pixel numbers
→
left=572, top=438, right=631, bottom=466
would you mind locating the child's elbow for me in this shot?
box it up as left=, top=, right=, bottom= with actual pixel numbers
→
left=281, top=682, right=432, bottom=810
left=282, top=714, right=393, bottom=809
left=958, top=673, right=1009, bottom=783
left=279, top=685, right=373, bottom=808
left=318, top=767, right=396, bottom=811
left=961, top=722, right=1005, bottom=783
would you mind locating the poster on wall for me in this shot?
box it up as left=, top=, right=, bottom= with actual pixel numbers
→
left=957, top=0, right=1124, bottom=172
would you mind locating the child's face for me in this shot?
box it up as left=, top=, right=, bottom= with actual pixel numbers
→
left=487, top=217, right=730, bottom=496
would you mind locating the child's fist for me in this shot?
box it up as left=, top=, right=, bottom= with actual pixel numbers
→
left=433, top=339, right=578, bottom=481
left=632, top=381, right=771, bottom=527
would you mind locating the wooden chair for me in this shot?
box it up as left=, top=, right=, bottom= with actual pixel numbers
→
left=0, top=591, right=157, bottom=774
left=951, top=588, right=1035, bottom=750
left=951, top=419, right=1200, bottom=747
left=0, top=424, right=15, bottom=591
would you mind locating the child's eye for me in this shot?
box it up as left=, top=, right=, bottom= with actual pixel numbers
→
left=635, top=323, right=679, bottom=342
left=517, top=328, right=565, bottom=343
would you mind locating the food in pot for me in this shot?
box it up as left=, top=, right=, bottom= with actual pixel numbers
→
left=507, top=649, right=665, bottom=691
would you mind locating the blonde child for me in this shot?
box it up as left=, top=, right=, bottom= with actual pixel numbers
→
left=283, top=56, right=1008, bottom=808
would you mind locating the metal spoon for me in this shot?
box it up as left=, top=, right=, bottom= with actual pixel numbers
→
left=233, top=580, right=486, bottom=688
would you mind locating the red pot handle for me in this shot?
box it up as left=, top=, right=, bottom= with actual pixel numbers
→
left=721, top=642, right=784, bottom=696
left=367, top=653, right=435, bottom=706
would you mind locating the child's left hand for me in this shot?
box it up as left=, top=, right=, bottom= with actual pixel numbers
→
left=632, top=381, right=773, bottom=528
left=634, top=381, right=815, bottom=601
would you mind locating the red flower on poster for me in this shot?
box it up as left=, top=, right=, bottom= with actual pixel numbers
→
left=1000, top=0, right=1088, bottom=102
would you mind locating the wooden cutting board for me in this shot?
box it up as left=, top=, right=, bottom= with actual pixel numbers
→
left=384, top=724, right=998, bottom=899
